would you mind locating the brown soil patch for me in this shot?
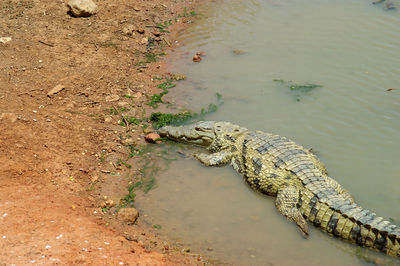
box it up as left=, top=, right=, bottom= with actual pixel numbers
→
left=0, top=0, right=205, bottom=264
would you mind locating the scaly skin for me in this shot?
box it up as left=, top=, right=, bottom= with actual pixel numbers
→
left=158, top=121, right=400, bottom=257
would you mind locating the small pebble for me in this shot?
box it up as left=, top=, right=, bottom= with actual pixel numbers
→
left=144, top=133, right=161, bottom=144
left=193, top=55, right=201, bottom=62
left=0, top=37, right=12, bottom=44
left=67, top=0, right=98, bottom=17
left=47, top=84, right=65, bottom=97
left=141, top=37, right=148, bottom=45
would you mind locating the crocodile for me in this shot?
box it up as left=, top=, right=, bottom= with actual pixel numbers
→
left=158, top=121, right=400, bottom=258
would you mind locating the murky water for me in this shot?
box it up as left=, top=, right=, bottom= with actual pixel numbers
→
left=139, top=0, right=400, bottom=264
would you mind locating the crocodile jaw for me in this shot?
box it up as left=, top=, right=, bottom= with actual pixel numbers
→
left=158, top=121, right=216, bottom=146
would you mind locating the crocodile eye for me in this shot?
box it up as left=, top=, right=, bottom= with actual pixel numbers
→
left=195, top=127, right=201, bottom=131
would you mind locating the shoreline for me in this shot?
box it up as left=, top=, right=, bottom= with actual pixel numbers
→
left=0, top=0, right=213, bottom=264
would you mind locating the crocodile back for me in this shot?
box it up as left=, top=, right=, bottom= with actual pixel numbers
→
left=235, top=131, right=342, bottom=199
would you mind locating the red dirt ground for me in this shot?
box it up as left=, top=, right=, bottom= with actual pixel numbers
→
left=0, top=0, right=206, bottom=264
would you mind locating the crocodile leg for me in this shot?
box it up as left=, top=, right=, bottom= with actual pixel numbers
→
left=276, top=185, right=309, bottom=237
left=194, top=150, right=232, bottom=166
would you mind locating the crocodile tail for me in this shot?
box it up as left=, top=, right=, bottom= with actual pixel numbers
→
left=329, top=207, right=400, bottom=257
left=300, top=195, right=400, bottom=257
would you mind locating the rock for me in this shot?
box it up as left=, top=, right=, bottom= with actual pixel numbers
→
left=117, top=236, right=126, bottom=243
left=117, top=101, right=130, bottom=107
left=144, top=133, right=161, bottom=144
left=0, top=113, right=18, bottom=123
left=66, top=101, right=76, bottom=108
left=193, top=55, right=202, bottom=62
left=105, top=94, right=120, bottom=102
left=87, top=196, right=95, bottom=202
left=141, top=37, right=148, bottom=45
left=170, top=74, right=186, bottom=81
left=0, top=37, right=12, bottom=44
left=118, top=208, right=139, bottom=224
left=125, top=109, right=136, bottom=117
left=67, top=0, right=98, bottom=17
left=125, top=88, right=134, bottom=96
left=133, top=91, right=143, bottom=98
left=132, top=84, right=144, bottom=90
left=47, top=84, right=65, bottom=97
left=122, top=24, right=136, bottom=36
left=101, top=199, right=115, bottom=208
left=233, top=49, right=246, bottom=55
left=104, top=116, right=113, bottom=123
left=142, top=128, right=152, bottom=134
left=121, top=138, right=135, bottom=145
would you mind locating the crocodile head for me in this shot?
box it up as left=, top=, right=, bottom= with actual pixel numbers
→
left=158, top=121, right=248, bottom=148
left=158, top=121, right=216, bottom=146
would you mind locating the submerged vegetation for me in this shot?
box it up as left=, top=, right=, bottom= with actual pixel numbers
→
left=147, top=77, right=176, bottom=108
left=120, top=115, right=142, bottom=127
left=118, top=182, right=137, bottom=208
left=123, top=145, right=178, bottom=200
left=150, top=92, right=223, bottom=129
left=157, top=20, right=172, bottom=33
left=178, top=7, right=198, bottom=18
left=144, top=52, right=166, bottom=63
left=273, top=79, right=323, bottom=101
